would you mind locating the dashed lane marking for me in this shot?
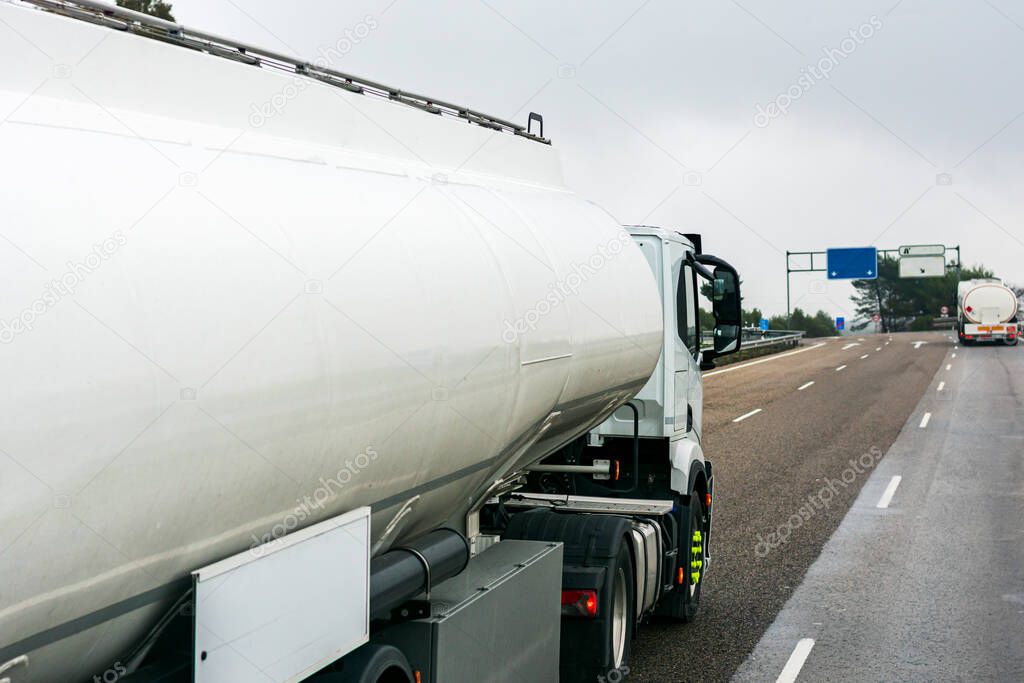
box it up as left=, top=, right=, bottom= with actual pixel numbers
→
left=776, top=639, right=816, bottom=683
left=733, top=408, right=763, bottom=423
left=876, top=475, right=902, bottom=509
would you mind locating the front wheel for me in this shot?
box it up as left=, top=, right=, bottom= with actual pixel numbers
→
left=654, top=495, right=706, bottom=622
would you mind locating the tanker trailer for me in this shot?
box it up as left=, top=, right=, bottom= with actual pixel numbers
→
left=957, top=279, right=1019, bottom=345
left=0, top=2, right=744, bottom=682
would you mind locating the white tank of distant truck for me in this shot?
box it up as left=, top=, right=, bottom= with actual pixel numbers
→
left=958, top=280, right=1018, bottom=324
left=0, top=2, right=663, bottom=681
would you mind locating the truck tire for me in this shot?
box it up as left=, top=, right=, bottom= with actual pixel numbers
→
left=606, top=542, right=636, bottom=675
left=565, top=541, right=636, bottom=683
left=318, top=644, right=414, bottom=683
left=503, top=511, right=636, bottom=682
left=654, top=495, right=705, bottom=623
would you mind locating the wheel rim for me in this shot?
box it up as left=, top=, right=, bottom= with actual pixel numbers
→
left=689, top=527, right=704, bottom=597
left=611, top=567, right=628, bottom=668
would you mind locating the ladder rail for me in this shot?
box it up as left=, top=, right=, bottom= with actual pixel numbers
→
left=15, top=0, right=551, bottom=144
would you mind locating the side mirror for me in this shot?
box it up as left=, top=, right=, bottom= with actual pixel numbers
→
left=711, top=266, right=741, bottom=356
left=692, top=254, right=742, bottom=369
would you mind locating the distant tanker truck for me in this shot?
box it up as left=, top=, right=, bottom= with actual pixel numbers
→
left=957, top=279, right=1019, bottom=346
left=0, top=1, right=744, bottom=682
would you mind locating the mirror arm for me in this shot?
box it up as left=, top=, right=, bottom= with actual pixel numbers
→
left=685, top=252, right=715, bottom=281
left=693, top=253, right=734, bottom=270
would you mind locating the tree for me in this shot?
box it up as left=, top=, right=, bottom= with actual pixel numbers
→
left=850, top=257, right=995, bottom=332
left=117, top=0, right=175, bottom=21
left=768, top=308, right=837, bottom=338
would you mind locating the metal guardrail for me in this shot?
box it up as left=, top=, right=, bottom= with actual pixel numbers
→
left=701, top=328, right=805, bottom=352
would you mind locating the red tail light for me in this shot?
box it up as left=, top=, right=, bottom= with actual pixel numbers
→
left=965, top=335, right=974, bottom=340
left=561, top=589, right=598, bottom=618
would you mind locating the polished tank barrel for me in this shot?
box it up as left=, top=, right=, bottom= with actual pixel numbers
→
left=0, top=2, right=663, bottom=681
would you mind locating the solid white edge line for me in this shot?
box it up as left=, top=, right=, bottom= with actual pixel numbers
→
left=776, top=638, right=816, bottom=683
left=835, top=365, right=847, bottom=371
left=919, top=412, right=932, bottom=428
left=703, top=343, right=827, bottom=378
left=876, top=475, right=902, bottom=509
left=797, top=381, right=815, bottom=391
left=733, top=408, right=763, bottom=423
left=937, top=381, right=945, bottom=392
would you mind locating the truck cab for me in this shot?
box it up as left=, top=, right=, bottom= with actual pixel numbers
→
left=597, top=226, right=739, bottom=493
left=497, top=227, right=742, bottom=681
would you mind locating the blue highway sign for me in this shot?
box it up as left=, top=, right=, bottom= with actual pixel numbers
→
left=759, top=318, right=769, bottom=332
left=827, top=247, right=877, bottom=280
left=836, top=316, right=845, bottom=331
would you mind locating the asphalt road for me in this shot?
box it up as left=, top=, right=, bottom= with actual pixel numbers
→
left=733, top=335, right=1024, bottom=682
left=629, top=331, right=952, bottom=683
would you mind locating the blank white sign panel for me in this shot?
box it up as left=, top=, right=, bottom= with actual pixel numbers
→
left=899, top=255, right=945, bottom=278
left=192, top=507, right=371, bottom=683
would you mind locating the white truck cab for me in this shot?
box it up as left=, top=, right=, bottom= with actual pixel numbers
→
left=597, top=226, right=740, bottom=495
left=503, top=227, right=742, bottom=681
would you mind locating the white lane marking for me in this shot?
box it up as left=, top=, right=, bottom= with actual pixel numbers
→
left=876, top=475, right=902, bottom=509
left=860, top=354, right=869, bottom=359
left=946, top=364, right=952, bottom=371
left=858, top=337, right=866, bottom=341
left=875, top=347, right=882, bottom=351
left=951, top=353, right=957, bottom=358
left=704, top=343, right=828, bottom=378
left=733, top=408, right=763, bottom=423
left=776, top=638, right=816, bottom=683
left=885, top=341, right=890, bottom=345
left=835, top=365, right=847, bottom=371
left=954, top=345, right=959, bottom=350
left=841, top=343, right=860, bottom=350
left=937, top=381, right=945, bottom=391
left=912, top=341, right=928, bottom=349
left=797, top=381, right=815, bottom=391
left=919, top=412, right=932, bottom=428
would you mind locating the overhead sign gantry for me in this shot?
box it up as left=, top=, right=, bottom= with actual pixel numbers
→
left=784, top=244, right=961, bottom=322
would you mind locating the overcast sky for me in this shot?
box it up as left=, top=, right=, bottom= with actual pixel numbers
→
left=168, top=0, right=1024, bottom=319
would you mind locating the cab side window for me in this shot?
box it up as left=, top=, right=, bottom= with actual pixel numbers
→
left=676, top=261, right=689, bottom=349
left=684, top=264, right=698, bottom=355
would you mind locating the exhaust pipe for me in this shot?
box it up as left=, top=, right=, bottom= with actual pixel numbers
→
left=370, top=529, right=470, bottom=620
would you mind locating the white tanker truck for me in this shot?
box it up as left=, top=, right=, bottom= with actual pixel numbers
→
left=0, top=2, right=745, bottom=682
left=957, top=279, right=1018, bottom=346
